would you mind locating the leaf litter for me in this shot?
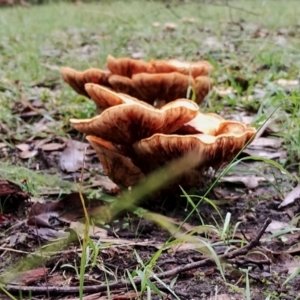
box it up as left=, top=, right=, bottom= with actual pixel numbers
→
left=1, top=2, right=300, bottom=299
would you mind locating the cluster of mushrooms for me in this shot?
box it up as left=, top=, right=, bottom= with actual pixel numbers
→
left=61, top=55, right=256, bottom=191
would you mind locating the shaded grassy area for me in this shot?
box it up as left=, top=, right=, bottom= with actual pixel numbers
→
left=1, top=0, right=300, bottom=146
left=1, top=0, right=300, bottom=83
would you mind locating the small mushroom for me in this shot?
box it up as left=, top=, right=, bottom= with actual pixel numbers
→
left=70, top=99, right=199, bottom=145
left=86, top=135, right=145, bottom=186
left=61, top=67, right=111, bottom=97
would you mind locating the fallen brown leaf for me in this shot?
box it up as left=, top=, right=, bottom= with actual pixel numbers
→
left=266, top=220, right=295, bottom=234
left=61, top=138, right=89, bottom=150
left=19, top=149, right=39, bottom=159
left=0, top=213, right=17, bottom=226
left=60, top=140, right=85, bottom=172
left=242, top=148, right=287, bottom=160
left=70, top=221, right=108, bottom=238
left=15, top=143, right=30, bottom=152
left=276, top=253, right=300, bottom=275
left=28, top=192, right=107, bottom=226
left=279, top=184, right=300, bottom=208
left=90, top=175, right=120, bottom=195
left=38, top=142, right=66, bottom=151
left=250, top=137, right=283, bottom=149
left=220, top=175, right=270, bottom=189
left=12, top=267, right=49, bottom=286
left=0, top=179, right=28, bottom=199
left=30, top=227, right=70, bottom=241
left=282, top=244, right=300, bottom=255
left=0, top=179, right=29, bottom=213
left=255, top=116, right=278, bottom=139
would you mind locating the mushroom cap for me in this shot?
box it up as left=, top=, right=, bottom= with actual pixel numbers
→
left=90, top=72, right=213, bottom=106
left=176, top=112, right=249, bottom=136
left=84, top=84, right=123, bottom=109
left=84, top=83, right=153, bottom=110
left=70, top=99, right=199, bottom=145
left=154, top=59, right=214, bottom=77
left=107, top=55, right=154, bottom=78
left=133, top=124, right=256, bottom=174
left=62, top=58, right=213, bottom=106
left=176, top=112, right=224, bottom=135
left=86, top=135, right=144, bottom=186
left=108, top=74, right=143, bottom=100
left=132, top=72, right=192, bottom=103
left=132, top=72, right=213, bottom=104
left=194, top=76, right=214, bottom=103
left=61, top=67, right=111, bottom=97
left=106, top=55, right=213, bottom=78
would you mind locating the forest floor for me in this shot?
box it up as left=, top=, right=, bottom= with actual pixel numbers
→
left=1, top=1, right=300, bottom=299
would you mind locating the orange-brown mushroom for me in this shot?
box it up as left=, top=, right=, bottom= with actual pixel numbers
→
left=71, top=96, right=256, bottom=190
left=133, top=123, right=256, bottom=176
left=194, top=76, right=214, bottom=104
left=131, top=72, right=213, bottom=104
left=176, top=112, right=224, bottom=135
left=84, top=83, right=155, bottom=111
left=61, top=57, right=214, bottom=106
left=106, top=55, right=213, bottom=78
left=84, top=84, right=124, bottom=109
left=61, top=67, right=111, bottom=97
left=154, top=59, right=214, bottom=78
left=106, top=55, right=154, bottom=78
left=108, top=72, right=214, bottom=105
left=175, top=112, right=251, bottom=137
left=108, top=74, right=143, bottom=99
left=70, top=99, right=199, bottom=145
left=86, top=135, right=145, bottom=187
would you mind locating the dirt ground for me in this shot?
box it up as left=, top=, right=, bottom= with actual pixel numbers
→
left=1, top=149, right=300, bottom=299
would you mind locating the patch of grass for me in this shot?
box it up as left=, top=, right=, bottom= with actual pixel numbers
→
left=0, top=162, right=77, bottom=195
